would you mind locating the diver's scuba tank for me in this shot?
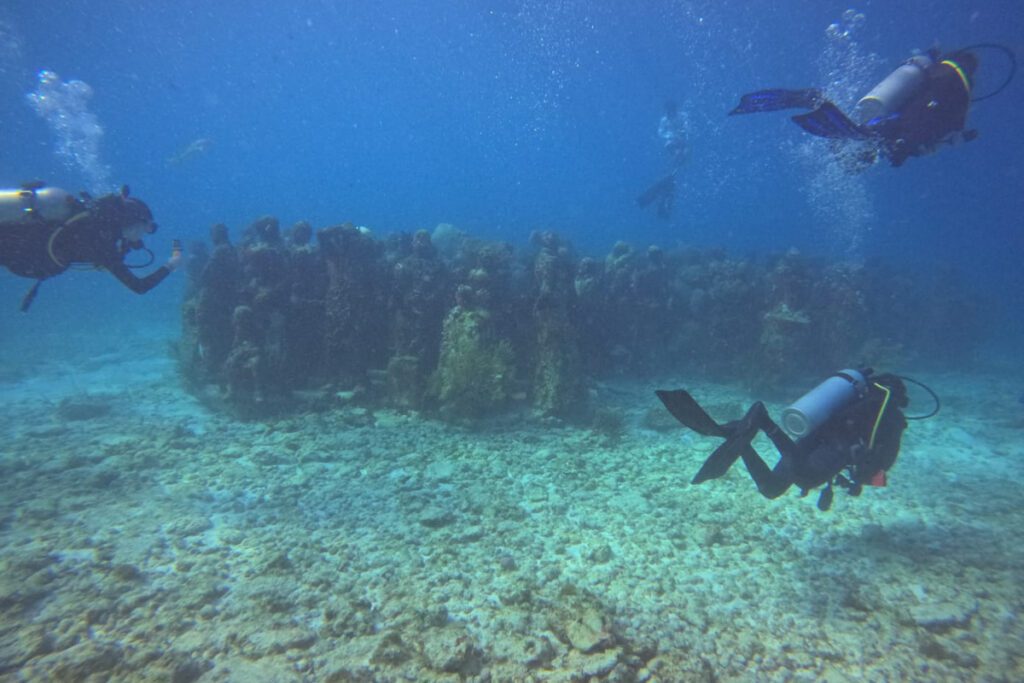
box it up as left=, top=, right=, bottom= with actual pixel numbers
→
left=856, top=53, right=934, bottom=123
left=0, top=184, right=77, bottom=223
left=781, top=369, right=868, bottom=439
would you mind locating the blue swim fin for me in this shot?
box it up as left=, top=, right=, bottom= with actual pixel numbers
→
left=791, top=102, right=870, bottom=140
left=729, top=89, right=824, bottom=115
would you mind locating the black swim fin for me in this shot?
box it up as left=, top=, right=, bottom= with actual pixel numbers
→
left=637, top=174, right=675, bottom=209
left=729, top=89, right=824, bottom=115
left=791, top=102, right=870, bottom=140
left=688, top=401, right=768, bottom=484
left=655, top=390, right=728, bottom=437
left=656, top=389, right=759, bottom=484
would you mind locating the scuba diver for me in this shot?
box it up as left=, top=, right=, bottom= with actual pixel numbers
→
left=0, top=182, right=181, bottom=311
left=729, top=44, right=1016, bottom=167
left=637, top=100, right=688, bottom=218
left=656, top=368, right=938, bottom=511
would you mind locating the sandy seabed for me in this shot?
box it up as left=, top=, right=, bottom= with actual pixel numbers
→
left=0, top=331, right=1022, bottom=682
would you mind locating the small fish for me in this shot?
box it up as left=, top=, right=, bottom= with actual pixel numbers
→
left=167, top=137, right=214, bottom=166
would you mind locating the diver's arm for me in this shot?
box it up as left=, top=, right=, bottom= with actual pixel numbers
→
left=107, top=260, right=172, bottom=294
left=105, top=241, right=180, bottom=294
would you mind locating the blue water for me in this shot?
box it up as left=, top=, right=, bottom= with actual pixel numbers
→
left=2, top=4, right=1024, bottom=679
left=2, top=1, right=1022, bottom=348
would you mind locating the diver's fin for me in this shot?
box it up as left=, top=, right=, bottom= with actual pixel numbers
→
left=20, top=280, right=43, bottom=313
left=690, top=401, right=768, bottom=485
left=655, top=390, right=729, bottom=438
left=791, top=102, right=870, bottom=140
left=636, top=174, right=675, bottom=209
left=729, top=89, right=824, bottom=115
left=692, top=441, right=749, bottom=483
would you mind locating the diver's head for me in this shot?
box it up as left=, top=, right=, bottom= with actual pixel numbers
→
left=664, top=100, right=678, bottom=118
left=95, top=186, right=157, bottom=240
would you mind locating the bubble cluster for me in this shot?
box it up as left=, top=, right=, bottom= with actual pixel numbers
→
left=26, top=69, right=111, bottom=194
left=793, top=10, right=885, bottom=258
left=820, top=9, right=880, bottom=110
left=0, top=19, right=22, bottom=76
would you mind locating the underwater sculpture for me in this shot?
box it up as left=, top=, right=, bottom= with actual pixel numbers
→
left=530, top=231, right=585, bottom=418
left=281, top=221, right=327, bottom=388
left=179, top=218, right=980, bottom=421
left=318, top=223, right=387, bottom=387
left=430, top=255, right=516, bottom=420
left=388, top=230, right=448, bottom=408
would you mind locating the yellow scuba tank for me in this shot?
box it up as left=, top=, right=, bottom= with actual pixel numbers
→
left=0, top=185, right=77, bottom=223
left=856, top=53, right=934, bottom=123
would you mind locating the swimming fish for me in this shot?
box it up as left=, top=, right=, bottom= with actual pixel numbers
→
left=167, top=137, right=214, bottom=166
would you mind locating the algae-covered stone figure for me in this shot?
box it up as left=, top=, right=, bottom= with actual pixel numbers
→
left=574, top=257, right=608, bottom=373
left=530, top=231, right=585, bottom=418
left=629, top=245, right=673, bottom=372
left=239, top=215, right=289, bottom=317
left=236, top=216, right=290, bottom=394
left=810, top=262, right=869, bottom=370
left=195, top=223, right=241, bottom=380
left=177, top=240, right=209, bottom=384
left=388, top=229, right=449, bottom=407
left=223, top=305, right=266, bottom=415
left=318, top=223, right=386, bottom=386
left=432, top=279, right=515, bottom=420
left=282, top=221, right=327, bottom=388
left=601, top=241, right=640, bottom=367
left=756, top=250, right=814, bottom=390
left=691, top=256, right=766, bottom=376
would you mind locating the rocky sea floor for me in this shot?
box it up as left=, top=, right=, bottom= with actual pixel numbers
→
left=1, top=334, right=1022, bottom=682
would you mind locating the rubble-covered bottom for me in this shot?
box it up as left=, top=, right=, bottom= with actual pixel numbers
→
left=0, top=350, right=1021, bottom=682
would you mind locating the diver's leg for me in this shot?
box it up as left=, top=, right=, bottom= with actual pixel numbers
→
left=732, top=402, right=797, bottom=498
left=739, top=449, right=792, bottom=499
left=636, top=174, right=675, bottom=209
left=657, top=190, right=673, bottom=220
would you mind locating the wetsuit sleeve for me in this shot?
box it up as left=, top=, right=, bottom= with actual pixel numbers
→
left=106, top=260, right=171, bottom=294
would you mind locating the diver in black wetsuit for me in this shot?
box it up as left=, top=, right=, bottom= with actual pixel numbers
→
left=656, top=369, right=917, bottom=511
left=637, top=100, right=688, bottom=218
left=0, top=183, right=181, bottom=310
left=728, top=46, right=1007, bottom=167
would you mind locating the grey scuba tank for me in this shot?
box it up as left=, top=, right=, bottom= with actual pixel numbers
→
left=781, top=369, right=868, bottom=439
left=0, top=186, right=77, bottom=223
left=856, top=54, right=934, bottom=123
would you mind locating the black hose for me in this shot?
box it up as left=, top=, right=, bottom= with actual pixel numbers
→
left=125, top=247, right=155, bottom=269
left=897, top=375, right=941, bottom=420
left=960, top=43, right=1017, bottom=102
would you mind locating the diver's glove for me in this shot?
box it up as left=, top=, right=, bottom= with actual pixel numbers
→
left=166, top=239, right=183, bottom=271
